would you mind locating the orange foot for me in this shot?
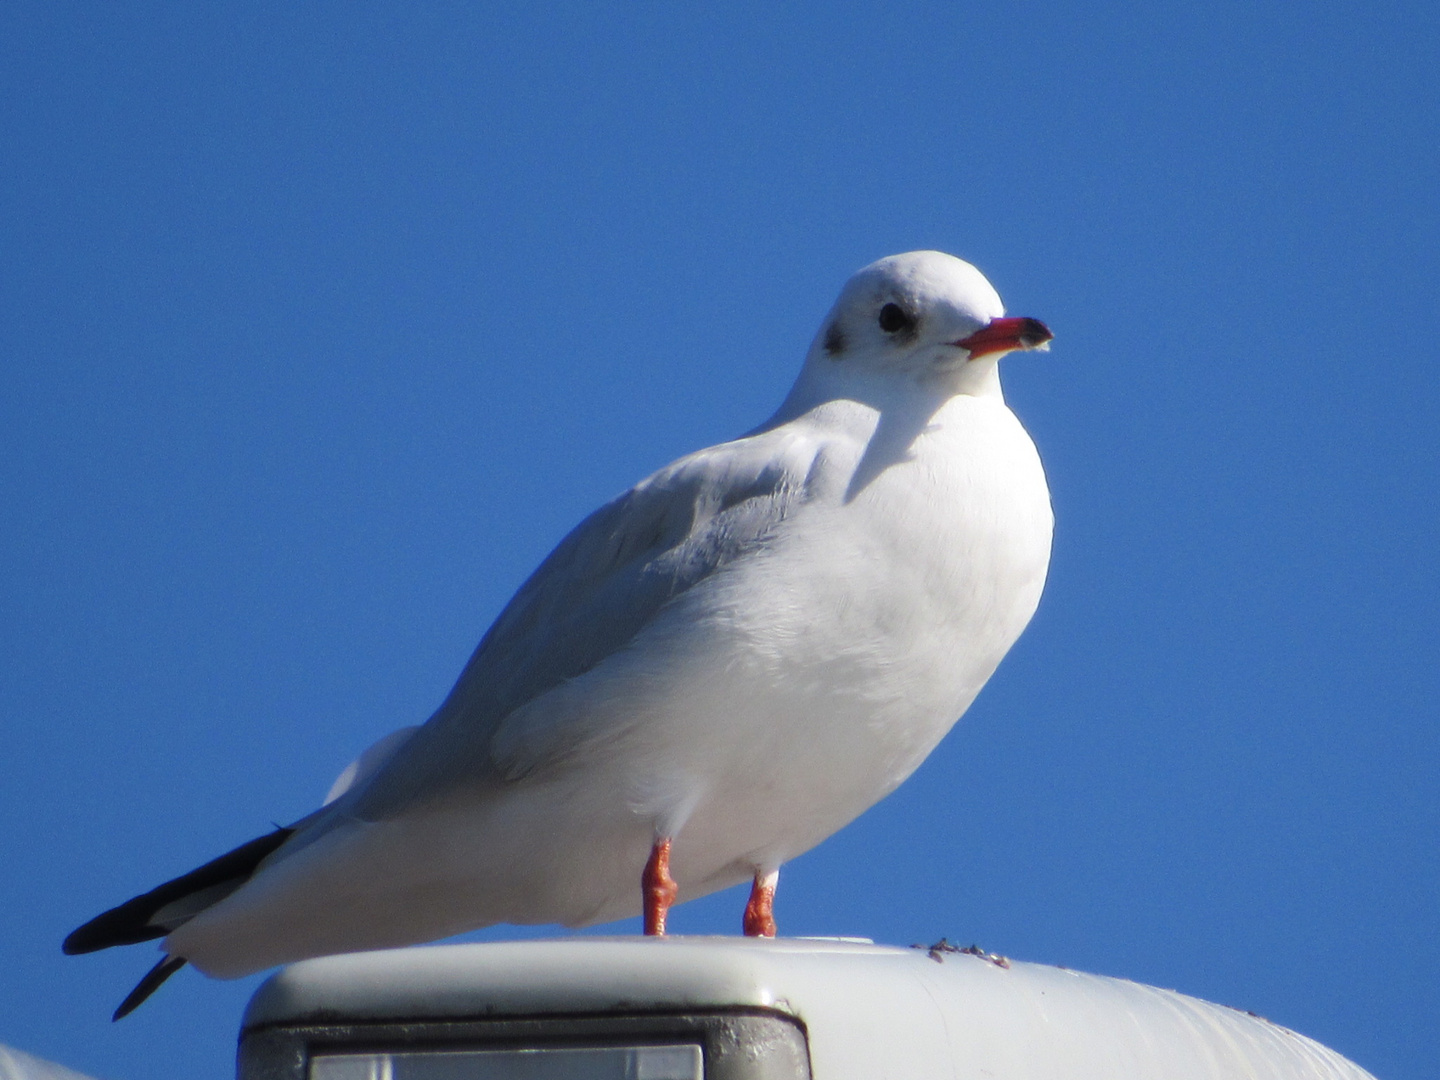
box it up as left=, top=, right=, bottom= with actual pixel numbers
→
left=743, top=869, right=778, bottom=937
left=642, top=837, right=679, bottom=936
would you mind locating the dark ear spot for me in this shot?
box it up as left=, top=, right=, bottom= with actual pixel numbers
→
left=823, top=322, right=847, bottom=358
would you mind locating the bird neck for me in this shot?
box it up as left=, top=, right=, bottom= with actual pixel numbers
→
left=766, top=353, right=1005, bottom=429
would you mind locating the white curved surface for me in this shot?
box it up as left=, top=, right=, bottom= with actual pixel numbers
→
left=243, top=937, right=1376, bottom=1080
left=0, top=1045, right=99, bottom=1080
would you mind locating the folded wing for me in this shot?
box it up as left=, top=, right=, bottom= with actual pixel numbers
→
left=349, top=428, right=826, bottom=819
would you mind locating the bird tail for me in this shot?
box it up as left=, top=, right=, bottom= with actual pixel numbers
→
left=63, top=825, right=295, bottom=1018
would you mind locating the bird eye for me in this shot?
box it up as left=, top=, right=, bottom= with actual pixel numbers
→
left=878, top=303, right=913, bottom=334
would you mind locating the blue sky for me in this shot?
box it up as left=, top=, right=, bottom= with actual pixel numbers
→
left=2, top=2, right=1436, bottom=1078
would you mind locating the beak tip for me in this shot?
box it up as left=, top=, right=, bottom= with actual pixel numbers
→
left=955, top=316, right=1054, bottom=359
left=1018, top=317, right=1054, bottom=349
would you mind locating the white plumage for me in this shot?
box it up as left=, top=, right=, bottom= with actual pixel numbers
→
left=75, top=250, right=1054, bottom=994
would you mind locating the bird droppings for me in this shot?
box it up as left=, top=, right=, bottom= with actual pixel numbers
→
left=913, top=938, right=1011, bottom=968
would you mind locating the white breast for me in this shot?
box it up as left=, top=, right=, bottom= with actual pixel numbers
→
left=555, top=391, right=1052, bottom=896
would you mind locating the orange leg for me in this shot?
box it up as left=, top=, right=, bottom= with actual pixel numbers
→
left=743, top=869, right=779, bottom=937
left=642, top=837, right=679, bottom=936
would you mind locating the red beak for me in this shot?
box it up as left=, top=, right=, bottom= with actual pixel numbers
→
left=954, top=316, right=1053, bottom=359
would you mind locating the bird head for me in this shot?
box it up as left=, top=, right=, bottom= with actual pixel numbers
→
left=791, top=251, right=1051, bottom=409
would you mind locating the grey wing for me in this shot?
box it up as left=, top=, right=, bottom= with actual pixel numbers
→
left=346, top=430, right=825, bottom=821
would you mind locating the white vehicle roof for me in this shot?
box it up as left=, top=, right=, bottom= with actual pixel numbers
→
left=243, top=937, right=1375, bottom=1080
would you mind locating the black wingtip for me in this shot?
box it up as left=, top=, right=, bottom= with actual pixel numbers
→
left=65, top=826, right=295, bottom=956
left=113, top=955, right=187, bottom=1021
left=64, top=906, right=168, bottom=955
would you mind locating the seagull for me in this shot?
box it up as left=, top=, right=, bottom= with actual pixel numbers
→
left=64, top=251, right=1055, bottom=1019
